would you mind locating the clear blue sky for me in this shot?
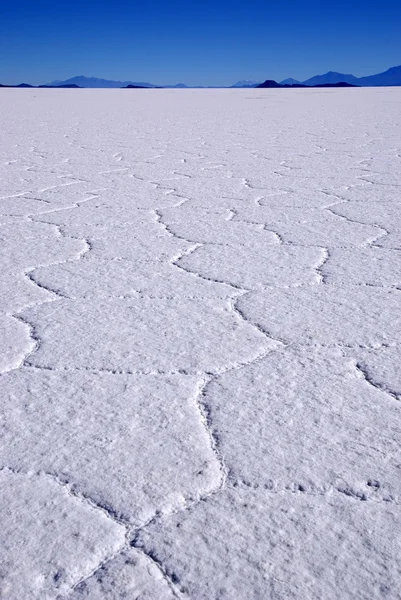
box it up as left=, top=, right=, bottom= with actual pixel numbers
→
left=1, top=0, right=400, bottom=86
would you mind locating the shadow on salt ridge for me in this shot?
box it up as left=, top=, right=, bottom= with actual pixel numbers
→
left=345, top=346, right=401, bottom=400
left=0, top=315, right=34, bottom=373
left=0, top=271, right=53, bottom=312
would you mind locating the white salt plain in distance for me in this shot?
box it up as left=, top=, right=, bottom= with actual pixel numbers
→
left=0, top=87, right=400, bottom=599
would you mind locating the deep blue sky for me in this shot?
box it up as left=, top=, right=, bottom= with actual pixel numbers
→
left=1, top=0, right=400, bottom=86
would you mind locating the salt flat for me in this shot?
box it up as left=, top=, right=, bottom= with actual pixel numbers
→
left=0, top=87, right=400, bottom=599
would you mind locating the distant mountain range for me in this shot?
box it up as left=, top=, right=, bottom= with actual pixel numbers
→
left=1, top=65, right=401, bottom=89
left=279, top=65, right=401, bottom=88
left=46, top=76, right=189, bottom=89
left=47, top=66, right=401, bottom=88
left=242, top=65, right=401, bottom=88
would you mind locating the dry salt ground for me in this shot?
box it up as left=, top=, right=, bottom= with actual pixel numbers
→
left=0, top=87, right=401, bottom=599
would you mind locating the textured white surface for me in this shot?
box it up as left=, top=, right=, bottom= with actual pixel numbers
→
left=0, top=469, right=125, bottom=600
left=0, top=87, right=400, bottom=599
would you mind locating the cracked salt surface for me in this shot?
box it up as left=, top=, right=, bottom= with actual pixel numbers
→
left=136, top=487, right=401, bottom=600
left=0, top=469, right=125, bottom=599
left=0, top=87, right=401, bottom=599
left=0, top=371, right=222, bottom=526
left=237, top=285, right=401, bottom=347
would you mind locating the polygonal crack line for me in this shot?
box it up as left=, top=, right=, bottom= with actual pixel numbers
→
left=0, top=465, right=130, bottom=599
left=4, top=465, right=183, bottom=599
left=64, top=527, right=185, bottom=600
left=173, top=236, right=328, bottom=292
left=193, top=375, right=227, bottom=494
left=8, top=183, right=398, bottom=589
left=10, top=240, right=279, bottom=598
left=232, top=298, right=288, bottom=348
left=227, top=210, right=368, bottom=257
left=130, top=466, right=401, bottom=599
left=18, top=189, right=101, bottom=219
left=24, top=268, right=70, bottom=300
left=1, top=368, right=224, bottom=597
left=0, top=193, right=99, bottom=220
left=19, top=340, right=401, bottom=377
left=221, top=212, right=285, bottom=244
left=53, top=371, right=226, bottom=598
left=153, top=208, right=208, bottom=247
left=354, top=361, right=400, bottom=402
left=324, top=205, right=390, bottom=247
left=9, top=313, right=41, bottom=371
left=264, top=226, right=284, bottom=244
left=166, top=237, right=282, bottom=345
left=315, top=247, right=330, bottom=284
left=8, top=217, right=93, bottom=374
left=144, top=209, right=330, bottom=350
left=15, top=278, right=399, bottom=307
left=125, top=374, right=233, bottom=600
left=29, top=217, right=93, bottom=261
left=127, top=202, right=298, bottom=591
left=357, top=175, right=401, bottom=188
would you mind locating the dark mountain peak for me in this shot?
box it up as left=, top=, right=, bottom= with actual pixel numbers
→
left=256, top=80, right=281, bottom=88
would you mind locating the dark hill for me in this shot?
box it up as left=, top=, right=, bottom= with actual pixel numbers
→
left=256, top=80, right=282, bottom=88
left=313, top=82, right=358, bottom=88
left=0, top=83, right=81, bottom=88
left=256, top=80, right=359, bottom=89
left=38, top=84, right=81, bottom=88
